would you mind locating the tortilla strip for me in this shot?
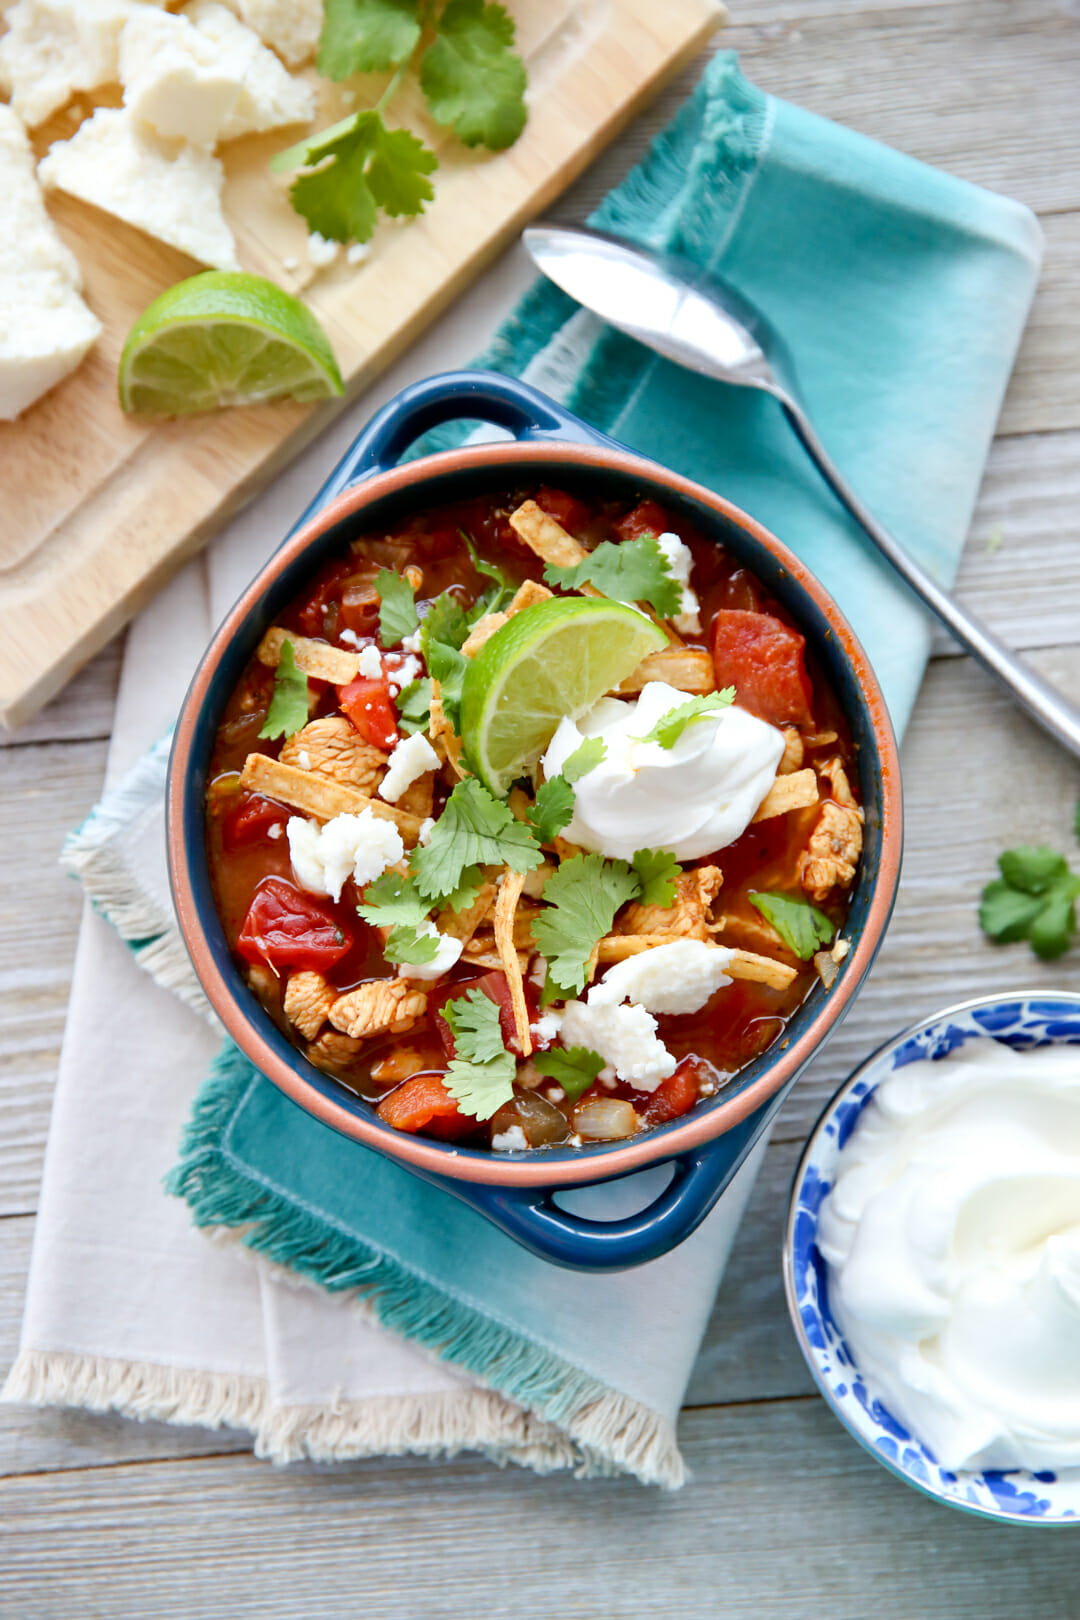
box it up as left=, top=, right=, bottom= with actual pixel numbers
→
left=752, top=769, right=819, bottom=823
left=616, top=647, right=713, bottom=696
left=257, top=628, right=360, bottom=686
left=494, top=871, right=532, bottom=1056
left=509, top=500, right=588, bottom=569
left=460, top=579, right=555, bottom=658
left=594, top=934, right=797, bottom=990
left=240, top=753, right=422, bottom=842
left=436, top=879, right=499, bottom=947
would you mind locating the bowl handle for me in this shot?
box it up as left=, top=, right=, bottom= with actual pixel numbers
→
left=442, top=1095, right=781, bottom=1272
left=294, top=369, right=621, bottom=530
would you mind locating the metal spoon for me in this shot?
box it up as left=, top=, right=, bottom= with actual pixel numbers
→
left=523, top=222, right=1080, bottom=761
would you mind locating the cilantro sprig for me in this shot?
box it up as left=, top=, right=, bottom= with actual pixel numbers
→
left=533, top=1046, right=604, bottom=1103
left=395, top=676, right=433, bottom=734
left=636, top=690, right=737, bottom=750
left=749, top=891, right=835, bottom=961
left=376, top=567, right=419, bottom=648
left=410, top=778, right=542, bottom=900
left=630, top=848, right=681, bottom=909
left=259, top=639, right=310, bottom=740
left=276, top=0, right=528, bottom=247
left=544, top=533, right=682, bottom=618
left=531, top=853, right=641, bottom=997
left=979, top=846, right=1080, bottom=960
left=527, top=738, right=606, bottom=845
left=442, top=988, right=516, bottom=1118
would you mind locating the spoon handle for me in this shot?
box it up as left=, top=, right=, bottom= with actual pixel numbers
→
left=779, top=396, right=1080, bottom=762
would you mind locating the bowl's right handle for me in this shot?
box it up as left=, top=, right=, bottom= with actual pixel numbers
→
left=292, top=370, right=624, bottom=532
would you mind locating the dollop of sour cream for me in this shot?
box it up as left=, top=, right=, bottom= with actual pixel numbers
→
left=817, top=1041, right=1080, bottom=1473
left=542, top=680, right=784, bottom=861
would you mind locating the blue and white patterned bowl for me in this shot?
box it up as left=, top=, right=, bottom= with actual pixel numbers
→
left=783, top=992, right=1080, bottom=1526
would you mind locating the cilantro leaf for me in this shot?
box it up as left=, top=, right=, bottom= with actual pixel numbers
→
left=636, top=690, right=737, bottom=750
left=442, top=987, right=516, bottom=1118
left=562, top=737, right=606, bottom=784
left=357, top=870, right=429, bottom=929
left=258, top=639, right=310, bottom=739
left=544, top=533, right=682, bottom=618
left=384, top=923, right=440, bottom=965
left=443, top=864, right=486, bottom=913
left=533, top=1046, right=604, bottom=1103
left=396, top=676, right=432, bottom=735
left=376, top=566, right=419, bottom=647
left=288, top=112, right=436, bottom=245
left=317, top=0, right=421, bottom=78
left=630, top=848, right=681, bottom=909
left=460, top=528, right=511, bottom=607
left=420, top=591, right=472, bottom=732
left=527, top=776, right=576, bottom=846
left=749, top=891, right=835, bottom=960
left=419, top=0, right=527, bottom=152
left=531, top=853, right=640, bottom=996
left=979, top=845, right=1080, bottom=960
left=410, top=778, right=542, bottom=900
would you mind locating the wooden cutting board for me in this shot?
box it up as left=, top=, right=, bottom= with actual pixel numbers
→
left=0, top=0, right=723, bottom=728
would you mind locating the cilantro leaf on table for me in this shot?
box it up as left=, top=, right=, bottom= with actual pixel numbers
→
left=317, top=0, right=422, bottom=78
left=395, top=676, right=433, bottom=735
left=636, top=690, right=737, bottom=750
left=442, top=988, right=516, bottom=1118
left=527, top=738, right=607, bottom=845
left=531, top=853, right=641, bottom=996
left=410, top=778, right=542, bottom=900
left=533, top=1046, right=604, bottom=1103
left=749, top=891, right=835, bottom=961
left=375, top=566, right=419, bottom=647
left=979, top=845, right=1080, bottom=960
left=383, top=923, right=440, bottom=965
left=356, top=870, right=430, bottom=929
left=285, top=112, right=436, bottom=245
left=258, top=639, right=310, bottom=740
left=544, top=533, right=682, bottom=618
left=630, top=848, right=681, bottom=909
left=419, top=0, right=527, bottom=151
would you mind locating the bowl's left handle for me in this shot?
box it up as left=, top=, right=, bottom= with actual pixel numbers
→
left=291, top=369, right=620, bottom=533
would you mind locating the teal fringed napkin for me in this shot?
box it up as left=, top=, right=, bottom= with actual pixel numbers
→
left=21, top=53, right=1040, bottom=1487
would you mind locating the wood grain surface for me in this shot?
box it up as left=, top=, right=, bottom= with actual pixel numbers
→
left=4, top=2, right=1080, bottom=1614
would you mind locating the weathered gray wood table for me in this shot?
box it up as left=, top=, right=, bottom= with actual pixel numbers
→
left=4, top=5, right=1080, bottom=1614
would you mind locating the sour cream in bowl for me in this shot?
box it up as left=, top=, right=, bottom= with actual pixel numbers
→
left=784, top=993, right=1080, bottom=1525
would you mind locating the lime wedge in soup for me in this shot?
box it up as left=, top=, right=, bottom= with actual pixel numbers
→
left=461, top=595, right=667, bottom=796
left=118, top=271, right=344, bottom=416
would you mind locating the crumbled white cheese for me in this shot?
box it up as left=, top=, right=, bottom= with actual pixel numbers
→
left=0, top=104, right=101, bottom=420
left=557, top=1000, right=676, bottom=1092
left=307, top=231, right=339, bottom=269
left=391, top=653, right=421, bottom=686
left=287, top=810, right=403, bottom=902
left=267, top=822, right=283, bottom=839
left=120, top=6, right=243, bottom=148
left=184, top=1, right=314, bottom=140
left=491, top=1124, right=529, bottom=1153
left=379, top=732, right=439, bottom=804
left=397, top=921, right=464, bottom=983
left=281, top=255, right=299, bottom=272
left=401, top=628, right=423, bottom=655
left=0, top=0, right=163, bottom=129
left=418, top=817, right=435, bottom=846
left=656, top=531, right=702, bottom=635
left=355, top=644, right=383, bottom=679
left=346, top=241, right=371, bottom=267
left=39, top=107, right=239, bottom=270
left=530, top=1012, right=562, bottom=1047
left=214, top=0, right=321, bottom=65
left=590, top=940, right=734, bottom=1017
left=296, top=750, right=312, bottom=772
left=545, top=1086, right=565, bottom=1103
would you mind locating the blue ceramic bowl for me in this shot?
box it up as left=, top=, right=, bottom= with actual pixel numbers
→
left=784, top=991, right=1080, bottom=1525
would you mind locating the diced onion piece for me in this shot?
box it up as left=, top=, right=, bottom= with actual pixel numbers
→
left=491, top=1093, right=569, bottom=1148
left=814, top=950, right=839, bottom=989
left=573, top=1098, right=640, bottom=1140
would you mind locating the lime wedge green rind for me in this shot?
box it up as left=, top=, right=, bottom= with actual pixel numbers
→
left=460, top=596, right=667, bottom=797
left=119, top=271, right=344, bottom=417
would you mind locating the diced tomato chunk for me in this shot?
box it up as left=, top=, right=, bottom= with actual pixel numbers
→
left=640, top=1058, right=704, bottom=1127
left=712, top=609, right=814, bottom=727
left=236, top=877, right=355, bottom=972
left=377, top=1073, right=473, bottom=1139
left=297, top=561, right=350, bottom=639
left=613, top=499, right=678, bottom=543
left=338, top=671, right=399, bottom=751
left=534, top=485, right=591, bottom=536
left=221, top=793, right=287, bottom=852
left=339, top=584, right=381, bottom=637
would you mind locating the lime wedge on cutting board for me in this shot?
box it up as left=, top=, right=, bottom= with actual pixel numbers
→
left=118, top=271, right=344, bottom=416
left=461, top=596, right=667, bottom=796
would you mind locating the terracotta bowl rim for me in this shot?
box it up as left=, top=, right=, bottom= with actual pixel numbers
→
left=167, top=437, right=903, bottom=1189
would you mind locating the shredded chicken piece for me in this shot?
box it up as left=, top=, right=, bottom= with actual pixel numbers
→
left=283, top=972, right=337, bottom=1039
left=328, top=980, right=428, bottom=1039
left=257, top=628, right=359, bottom=685
left=753, top=768, right=819, bottom=822
left=778, top=728, right=805, bottom=775
left=616, top=647, right=714, bottom=695
left=619, top=865, right=723, bottom=940
left=797, top=757, right=864, bottom=900
left=245, top=962, right=279, bottom=1002
left=307, top=1030, right=364, bottom=1071
left=240, top=753, right=422, bottom=842
left=280, top=717, right=388, bottom=794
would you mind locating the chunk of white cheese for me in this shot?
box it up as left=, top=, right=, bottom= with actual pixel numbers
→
left=0, top=0, right=164, bottom=128
left=354, top=644, right=383, bottom=679
left=590, top=940, right=734, bottom=1017
left=39, top=107, right=240, bottom=270
left=287, top=810, right=404, bottom=902
left=119, top=6, right=244, bottom=149
left=491, top=1124, right=529, bottom=1153
left=306, top=231, right=339, bottom=269
left=396, top=921, right=464, bottom=983
left=0, top=104, right=101, bottom=420
left=379, top=732, right=439, bottom=804
left=557, top=1000, right=676, bottom=1092
left=183, top=0, right=314, bottom=140
left=655, top=531, right=702, bottom=635
left=215, top=0, right=321, bottom=66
